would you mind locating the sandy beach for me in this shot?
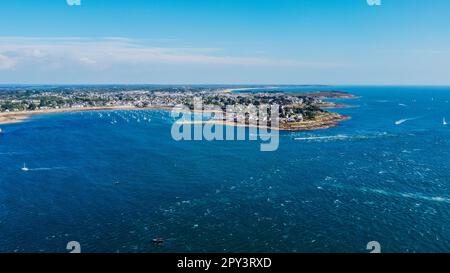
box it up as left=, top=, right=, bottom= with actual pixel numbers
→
left=0, top=105, right=143, bottom=125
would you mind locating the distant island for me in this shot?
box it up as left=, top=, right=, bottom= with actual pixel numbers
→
left=0, top=86, right=357, bottom=131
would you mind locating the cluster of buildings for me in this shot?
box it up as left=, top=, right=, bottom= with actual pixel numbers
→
left=0, top=88, right=324, bottom=124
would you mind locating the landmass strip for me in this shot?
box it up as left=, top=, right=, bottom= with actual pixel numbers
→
left=0, top=86, right=357, bottom=131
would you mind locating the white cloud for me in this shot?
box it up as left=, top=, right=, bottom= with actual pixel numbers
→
left=78, top=57, right=97, bottom=66
left=0, top=37, right=309, bottom=70
left=0, top=54, right=17, bottom=70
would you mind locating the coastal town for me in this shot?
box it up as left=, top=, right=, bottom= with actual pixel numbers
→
left=0, top=86, right=355, bottom=130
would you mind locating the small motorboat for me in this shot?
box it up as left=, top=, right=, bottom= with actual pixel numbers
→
left=152, top=238, right=164, bottom=245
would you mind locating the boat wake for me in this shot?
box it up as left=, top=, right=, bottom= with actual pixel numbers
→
left=295, top=135, right=349, bottom=141
left=0, top=152, right=21, bottom=156
left=24, top=167, right=67, bottom=172
left=294, top=132, right=393, bottom=142
left=361, top=187, right=450, bottom=204
left=322, top=183, right=450, bottom=204
left=395, top=117, right=419, bottom=125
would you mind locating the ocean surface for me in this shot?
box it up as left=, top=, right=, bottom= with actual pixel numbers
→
left=1, top=86, right=450, bottom=253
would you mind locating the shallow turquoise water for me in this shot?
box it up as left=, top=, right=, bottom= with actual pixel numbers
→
left=1, top=86, right=450, bottom=253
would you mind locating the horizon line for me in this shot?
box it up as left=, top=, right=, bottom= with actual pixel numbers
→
left=1, top=83, right=450, bottom=87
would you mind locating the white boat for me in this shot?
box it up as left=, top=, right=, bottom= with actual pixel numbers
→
left=395, top=119, right=408, bottom=125
left=21, top=163, right=29, bottom=172
left=0, top=128, right=3, bottom=134
left=395, top=117, right=418, bottom=125
left=444, top=117, right=448, bottom=126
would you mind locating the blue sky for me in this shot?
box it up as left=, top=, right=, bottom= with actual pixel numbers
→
left=0, top=0, right=449, bottom=84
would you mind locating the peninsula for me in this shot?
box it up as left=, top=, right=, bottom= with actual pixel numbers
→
left=0, top=85, right=356, bottom=131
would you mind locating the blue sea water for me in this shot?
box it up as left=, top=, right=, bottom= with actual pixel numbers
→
left=0, top=86, right=450, bottom=253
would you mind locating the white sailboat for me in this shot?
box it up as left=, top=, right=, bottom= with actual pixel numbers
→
left=21, top=163, right=29, bottom=172
left=444, top=117, right=448, bottom=126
